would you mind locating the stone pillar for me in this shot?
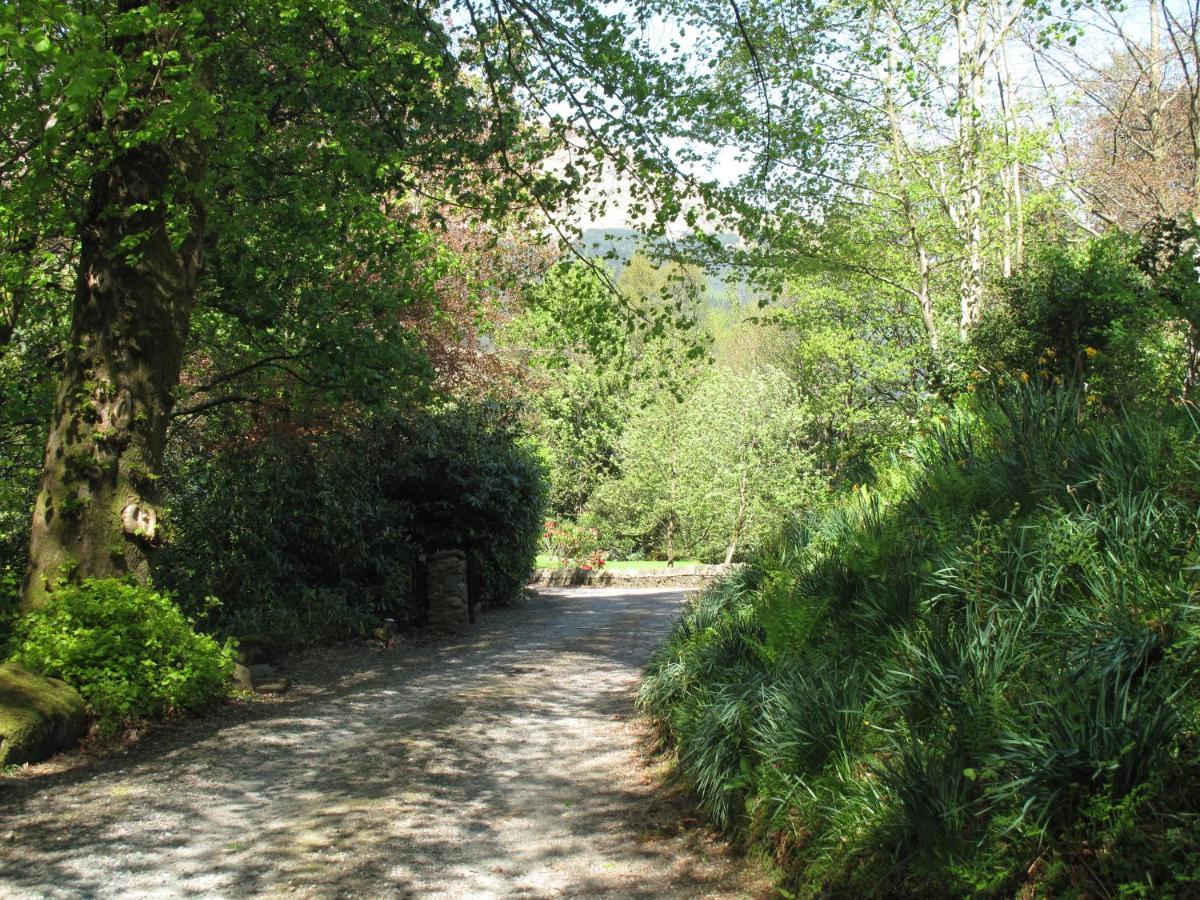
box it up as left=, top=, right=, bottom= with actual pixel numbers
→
left=428, top=549, right=469, bottom=630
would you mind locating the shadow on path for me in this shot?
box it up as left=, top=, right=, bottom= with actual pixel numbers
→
left=0, top=588, right=766, bottom=899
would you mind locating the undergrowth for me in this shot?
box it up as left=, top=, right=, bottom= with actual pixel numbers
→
left=638, top=382, right=1200, bottom=897
left=12, top=579, right=233, bottom=734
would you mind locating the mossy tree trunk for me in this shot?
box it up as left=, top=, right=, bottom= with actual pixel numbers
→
left=22, top=141, right=204, bottom=610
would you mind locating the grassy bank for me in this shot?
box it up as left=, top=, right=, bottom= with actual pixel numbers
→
left=638, top=383, right=1200, bottom=896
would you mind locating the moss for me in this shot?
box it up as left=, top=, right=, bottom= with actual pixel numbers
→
left=62, top=447, right=101, bottom=482
left=57, top=491, right=88, bottom=519
left=0, top=662, right=88, bottom=766
left=22, top=543, right=77, bottom=612
left=122, top=455, right=157, bottom=488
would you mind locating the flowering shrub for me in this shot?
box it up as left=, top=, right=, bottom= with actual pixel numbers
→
left=579, top=549, right=608, bottom=571
left=542, top=520, right=606, bottom=570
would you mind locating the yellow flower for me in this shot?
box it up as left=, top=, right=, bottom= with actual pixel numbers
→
left=1085, top=346, right=1099, bottom=358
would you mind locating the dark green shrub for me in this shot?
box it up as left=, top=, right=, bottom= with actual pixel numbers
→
left=0, top=567, right=19, bottom=650
left=12, top=579, right=233, bottom=733
left=159, top=401, right=547, bottom=647
left=159, top=429, right=418, bottom=645
left=372, top=402, right=548, bottom=609
left=0, top=298, right=61, bottom=643
left=970, top=236, right=1178, bottom=406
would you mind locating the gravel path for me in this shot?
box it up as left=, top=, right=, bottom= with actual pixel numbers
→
left=0, top=587, right=767, bottom=899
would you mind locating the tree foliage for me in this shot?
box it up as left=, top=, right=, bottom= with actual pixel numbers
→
left=0, top=0, right=703, bottom=607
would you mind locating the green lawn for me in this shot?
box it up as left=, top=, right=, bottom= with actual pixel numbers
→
left=535, top=555, right=702, bottom=571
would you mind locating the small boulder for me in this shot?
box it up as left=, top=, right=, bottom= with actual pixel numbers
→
left=0, top=662, right=88, bottom=767
left=232, top=635, right=275, bottom=666
left=232, top=662, right=289, bottom=694
left=232, top=663, right=254, bottom=691
left=249, top=664, right=290, bottom=694
left=252, top=678, right=290, bottom=694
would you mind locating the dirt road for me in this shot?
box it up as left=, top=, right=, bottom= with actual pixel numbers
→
left=0, top=587, right=766, bottom=899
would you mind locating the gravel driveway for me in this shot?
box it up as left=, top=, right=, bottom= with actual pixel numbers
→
left=0, top=587, right=766, bottom=899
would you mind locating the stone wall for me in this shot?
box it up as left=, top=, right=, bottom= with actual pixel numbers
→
left=428, top=550, right=469, bottom=629
left=530, top=563, right=739, bottom=590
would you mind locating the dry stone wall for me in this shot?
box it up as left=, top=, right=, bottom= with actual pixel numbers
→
left=530, top=564, right=739, bottom=590
left=428, top=550, right=469, bottom=629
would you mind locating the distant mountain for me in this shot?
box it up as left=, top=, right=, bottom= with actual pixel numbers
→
left=577, top=228, right=643, bottom=269
left=574, top=228, right=752, bottom=308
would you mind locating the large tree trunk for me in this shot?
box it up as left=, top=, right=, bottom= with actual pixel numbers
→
left=23, top=142, right=204, bottom=609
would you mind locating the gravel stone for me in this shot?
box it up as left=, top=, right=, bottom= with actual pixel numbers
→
left=0, top=587, right=768, bottom=899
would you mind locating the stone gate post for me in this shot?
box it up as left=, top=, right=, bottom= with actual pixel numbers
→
left=428, top=549, right=469, bottom=630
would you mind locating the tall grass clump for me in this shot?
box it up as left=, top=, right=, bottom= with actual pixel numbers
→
left=638, top=380, right=1200, bottom=896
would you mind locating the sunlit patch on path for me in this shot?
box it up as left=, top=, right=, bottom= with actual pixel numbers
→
left=0, top=588, right=766, bottom=899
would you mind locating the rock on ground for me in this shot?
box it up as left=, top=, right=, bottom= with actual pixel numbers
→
left=0, top=662, right=88, bottom=767
left=0, top=587, right=770, bottom=899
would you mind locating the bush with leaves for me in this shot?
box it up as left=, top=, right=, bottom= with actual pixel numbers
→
left=0, top=285, right=63, bottom=641
left=969, top=236, right=1183, bottom=406
left=588, top=364, right=819, bottom=563
left=497, top=258, right=702, bottom=521
left=375, top=402, right=548, bottom=609
left=158, top=401, right=546, bottom=647
left=159, top=424, right=419, bottom=647
left=541, top=519, right=606, bottom=569
left=11, top=579, right=233, bottom=734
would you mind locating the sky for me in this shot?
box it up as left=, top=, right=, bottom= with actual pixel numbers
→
left=538, top=0, right=1184, bottom=234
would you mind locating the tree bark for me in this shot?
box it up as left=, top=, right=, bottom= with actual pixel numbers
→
left=955, top=0, right=985, bottom=339
left=997, top=40, right=1016, bottom=278
left=666, top=516, right=675, bottom=568
left=1160, top=0, right=1200, bottom=209
left=887, top=19, right=940, bottom=353
left=724, top=465, right=748, bottom=566
left=950, top=0, right=988, bottom=340
left=23, top=141, right=204, bottom=609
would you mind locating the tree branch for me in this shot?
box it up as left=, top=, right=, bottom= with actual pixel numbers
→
left=171, top=394, right=259, bottom=420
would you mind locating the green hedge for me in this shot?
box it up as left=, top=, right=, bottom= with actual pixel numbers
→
left=158, top=402, right=547, bottom=648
